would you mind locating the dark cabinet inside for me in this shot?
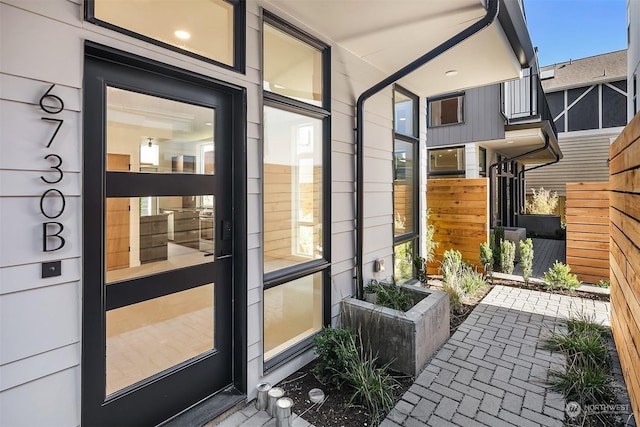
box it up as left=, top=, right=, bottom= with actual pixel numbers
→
left=171, top=210, right=200, bottom=249
left=140, top=214, right=168, bottom=263
left=172, top=155, right=196, bottom=207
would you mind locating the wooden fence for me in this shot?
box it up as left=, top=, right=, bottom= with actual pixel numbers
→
left=565, top=182, right=610, bottom=284
left=610, top=112, right=640, bottom=421
left=426, top=178, right=489, bottom=274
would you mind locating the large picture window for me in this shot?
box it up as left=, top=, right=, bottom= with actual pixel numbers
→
left=85, top=0, right=244, bottom=71
left=393, top=86, right=419, bottom=282
left=262, top=12, right=330, bottom=369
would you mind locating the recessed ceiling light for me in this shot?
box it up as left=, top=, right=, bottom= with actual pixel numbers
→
left=175, top=30, right=191, bottom=40
left=399, top=118, right=407, bottom=121
left=445, top=70, right=458, bottom=77
left=205, top=122, right=213, bottom=126
left=507, top=140, right=514, bottom=144
left=274, top=84, right=286, bottom=89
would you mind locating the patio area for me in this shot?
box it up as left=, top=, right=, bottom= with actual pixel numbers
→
left=512, top=238, right=566, bottom=279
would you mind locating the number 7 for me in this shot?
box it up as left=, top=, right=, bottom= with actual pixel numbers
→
left=41, top=117, right=64, bottom=148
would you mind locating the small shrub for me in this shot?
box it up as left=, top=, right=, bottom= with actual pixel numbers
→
left=425, top=209, right=439, bottom=264
left=460, top=268, right=486, bottom=295
left=492, top=227, right=504, bottom=267
left=479, top=242, right=493, bottom=274
left=499, top=240, right=515, bottom=274
left=519, top=238, right=534, bottom=284
left=543, top=261, right=580, bottom=290
left=441, top=249, right=463, bottom=284
left=312, top=327, right=356, bottom=389
left=548, top=361, right=616, bottom=406
left=442, top=280, right=464, bottom=314
left=375, top=282, right=413, bottom=312
left=596, top=279, right=610, bottom=288
left=413, top=256, right=428, bottom=286
left=527, top=187, right=559, bottom=215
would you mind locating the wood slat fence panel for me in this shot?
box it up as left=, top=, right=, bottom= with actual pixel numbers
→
left=610, top=112, right=640, bottom=422
left=565, top=182, right=610, bottom=284
left=426, top=178, right=489, bottom=274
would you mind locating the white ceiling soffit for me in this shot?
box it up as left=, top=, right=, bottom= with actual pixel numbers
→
left=263, top=0, right=528, bottom=97
left=483, top=126, right=562, bottom=164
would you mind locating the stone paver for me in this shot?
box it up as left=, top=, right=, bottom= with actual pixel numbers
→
left=384, top=285, right=610, bottom=427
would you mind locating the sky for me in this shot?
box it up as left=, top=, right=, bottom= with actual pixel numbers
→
left=524, top=0, right=627, bottom=67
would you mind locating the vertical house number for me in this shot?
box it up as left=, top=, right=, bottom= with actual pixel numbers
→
left=40, top=84, right=66, bottom=252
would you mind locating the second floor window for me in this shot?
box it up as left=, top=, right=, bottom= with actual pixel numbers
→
left=428, top=93, right=464, bottom=127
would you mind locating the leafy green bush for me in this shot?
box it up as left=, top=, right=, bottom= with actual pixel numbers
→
left=499, top=239, right=515, bottom=274
left=543, top=261, right=580, bottom=290
left=519, top=238, right=534, bottom=284
left=312, top=327, right=356, bottom=389
left=527, top=187, right=559, bottom=215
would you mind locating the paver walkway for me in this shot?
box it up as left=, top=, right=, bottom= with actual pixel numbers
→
left=213, top=285, right=612, bottom=427
left=382, top=285, right=609, bottom=427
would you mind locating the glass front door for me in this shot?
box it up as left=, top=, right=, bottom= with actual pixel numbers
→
left=83, top=49, right=240, bottom=426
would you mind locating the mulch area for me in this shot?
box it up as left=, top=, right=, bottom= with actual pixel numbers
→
left=276, top=277, right=610, bottom=427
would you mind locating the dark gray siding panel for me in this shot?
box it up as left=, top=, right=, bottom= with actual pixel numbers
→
left=427, top=85, right=505, bottom=147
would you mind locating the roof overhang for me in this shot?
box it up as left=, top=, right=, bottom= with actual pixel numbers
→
left=262, top=0, right=536, bottom=97
left=482, top=121, right=563, bottom=164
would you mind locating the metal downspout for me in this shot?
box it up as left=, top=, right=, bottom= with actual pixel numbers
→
left=354, top=0, right=500, bottom=299
left=516, top=148, right=561, bottom=214
left=488, top=135, right=553, bottom=227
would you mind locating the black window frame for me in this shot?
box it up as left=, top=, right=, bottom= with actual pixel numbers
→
left=427, top=92, right=465, bottom=128
left=84, top=0, right=246, bottom=73
left=428, top=146, right=466, bottom=178
left=393, top=85, right=419, bottom=281
left=261, top=10, right=331, bottom=372
left=479, top=147, right=487, bottom=177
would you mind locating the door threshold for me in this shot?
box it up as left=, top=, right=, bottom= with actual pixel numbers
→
left=158, top=386, right=246, bottom=427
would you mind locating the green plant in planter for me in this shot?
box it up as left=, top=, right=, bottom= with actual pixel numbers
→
left=375, top=281, right=413, bottom=312
left=543, top=261, right=581, bottom=290
left=519, top=238, right=534, bottom=284
left=363, top=279, right=381, bottom=303
left=500, top=239, right=515, bottom=274
left=527, top=187, right=559, bottom=214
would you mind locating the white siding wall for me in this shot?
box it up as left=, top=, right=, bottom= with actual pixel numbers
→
left=0, top=0, right=409, bottom=423
left=524, top=129, right=622, bottom=196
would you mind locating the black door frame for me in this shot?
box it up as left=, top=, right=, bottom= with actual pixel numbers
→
left=81, top=42, right=247, bottom=426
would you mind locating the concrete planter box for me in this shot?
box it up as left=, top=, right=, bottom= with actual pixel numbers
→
left=518, top=214, right=563, bottom=238
left=342, top=284, right=449, bottom=376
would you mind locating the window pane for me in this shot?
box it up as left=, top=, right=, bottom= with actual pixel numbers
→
left=264, top=107, right=323, bottom=273
left=428, top=147, right=465, bottom=173
left=106, top=284, right=214, bottom=395
left=264, top=23, right=323, bottom=106
left=429, top=95, right=464, bottom=126
left=394, top=240, right=415, bottom=282
left=394, top=140, right=414, bottom=236
left=264, top=274, right=323, bottom=360
left=107, top=87, right=215, bottom=175
left=94, top=0, right=234, bottom=65
left=394, top=91, right=415, bottom=136
left=106, top=196, right=214, bottom=283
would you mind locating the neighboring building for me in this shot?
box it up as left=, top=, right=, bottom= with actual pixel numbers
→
left=525, top=50, right=628, bottom=200
left=425, top=64, right=561, bottom=228
left=629, top=0, right=640, bottom=118
left=0, top=0, right=536, bottom=425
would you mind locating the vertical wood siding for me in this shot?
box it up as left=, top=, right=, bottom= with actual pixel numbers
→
left=565, top=182, right=609, bottom=284
left=426, top=178, right=489, bottom=274
left=610, top=112, right=640, bottom=422
left=427, top=85, right=505, bottom=147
